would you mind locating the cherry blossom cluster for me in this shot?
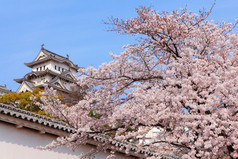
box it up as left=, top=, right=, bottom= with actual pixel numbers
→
left=40, top=5, right=238, bottom=159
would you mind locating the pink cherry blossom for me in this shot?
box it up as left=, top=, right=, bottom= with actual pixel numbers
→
left=39, top=3, right=238, bottom=158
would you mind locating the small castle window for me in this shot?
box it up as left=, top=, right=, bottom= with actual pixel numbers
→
left=37, top=68, right=38, bottom=71
left=43, top=66, right=45, bottom=70
left=55, top=65, right=57, bottom=70
left=58, top=67, right=60, bottom=71
left=62, top=68, right=64, bottom=72
left=40, top=67, right=42, bottom=71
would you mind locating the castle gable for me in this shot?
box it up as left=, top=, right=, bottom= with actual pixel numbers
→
left=33, top=51, right=47, bottom=62
left=51, top=79, right=66, bottom=90
left=17, top=81, right=34, bottom=93
left=24, top=45, right=79, bottom=73
left=60, top=71, right=77, bottom=81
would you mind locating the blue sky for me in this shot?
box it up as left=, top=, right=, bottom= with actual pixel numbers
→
left=0, top=0, right=237, bottom=91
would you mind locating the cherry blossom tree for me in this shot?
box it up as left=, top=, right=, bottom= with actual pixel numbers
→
left=39, top=4, right=238, bottom=159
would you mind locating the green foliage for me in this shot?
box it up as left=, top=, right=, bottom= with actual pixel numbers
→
left=0, top=88, right=49, bottom=116
left=126, top=126, right=133, bottom=132
left=88, top=110, right=101, bottom=119
left=0, top=92, right=19, bottom=104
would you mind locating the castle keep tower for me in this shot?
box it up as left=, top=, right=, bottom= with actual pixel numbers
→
left=14, top=45, right=80, bottom=102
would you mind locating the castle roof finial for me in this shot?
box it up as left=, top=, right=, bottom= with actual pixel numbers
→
left=66, top=54, right=69, bottom=59
left=41, top=44, right=44, bottom=49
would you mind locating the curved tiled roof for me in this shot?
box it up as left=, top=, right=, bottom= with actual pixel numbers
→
left=14, top=69, right=76, bottom=84
left=0, top=103, right=72, bottom=132
left=24, top=48, right=80, bottom=70
left=14, top=78, right=25, bottom=84
left=0, top=103, right=179, bottom=159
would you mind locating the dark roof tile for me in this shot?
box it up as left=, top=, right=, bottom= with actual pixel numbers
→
left=0, top=103, right=168, bottom=158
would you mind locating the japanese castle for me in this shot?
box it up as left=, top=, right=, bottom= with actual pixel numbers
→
left=0, top=85, right=11, bottom=95
left=14, top=45, right=79, bottom=102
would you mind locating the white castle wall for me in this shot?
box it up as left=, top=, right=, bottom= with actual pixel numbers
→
left=32, top=61, right=52, bottom=72
left=0, top=121, right=135, bottom=159
left=32, top=60, right=77, bottom=75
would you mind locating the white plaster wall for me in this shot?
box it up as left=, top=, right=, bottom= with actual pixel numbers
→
left=32, top=58, right=77, bottom=76
left=32, top=61, right=52, bottom=72
left=32, top=61, right=75, bottom=74
left=48, top=61, right=58, bottom=73
left=70, top=68, right=77, bottom=75
left=45, top=74, right=54, bottom=83
left=17, top=83, right=32, bottom=93
left=62, top=80, right=71, bottom=90
left=30, top=75, right=52, bottom=86
left=49, top=61, right=70, bottom=74
left=0, top=122, right=135, bottom=159
left=32, top=77, right=44, bottom=85
left=52, top=61, right=77, bottom=75
left=138, top=127, right=164, bottom=145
